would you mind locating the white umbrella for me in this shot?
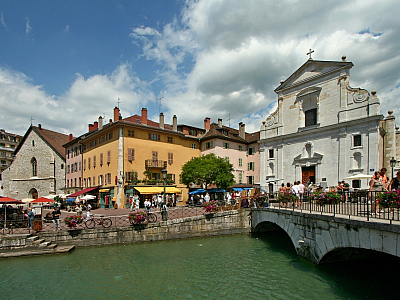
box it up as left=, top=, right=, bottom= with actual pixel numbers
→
left=43, top=194, right=57, bottom=200
left=80, top=195, right=96, bottom=200
left=343, top=174, right=372, bottom=180
left=21, top=198, right=34, bottom=203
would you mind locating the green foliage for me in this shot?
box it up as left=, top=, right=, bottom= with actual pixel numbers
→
left=180, top=154, right=235, bottom=189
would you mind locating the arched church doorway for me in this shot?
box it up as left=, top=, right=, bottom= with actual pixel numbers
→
left=29, top=188, right=38, bottom=199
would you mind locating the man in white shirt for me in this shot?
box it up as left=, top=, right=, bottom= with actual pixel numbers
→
left=298, top=181, right=305, bottom=207
left=292, top=182, right=300, bottom=207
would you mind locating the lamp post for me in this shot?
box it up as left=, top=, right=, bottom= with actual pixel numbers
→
left=161, top=168, right=167, bottom=221
left=390, top=157, right=397, bottom=182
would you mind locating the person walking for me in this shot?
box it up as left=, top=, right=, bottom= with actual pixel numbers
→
left=52, top=207, right=61, bottom=230
left=134, top=195, right=140, bottom=210
left=298, top=181, right=305, bottom=207
left=130, top=197, right=135, bottom=211
left=292, top=181, right=300, bottom=207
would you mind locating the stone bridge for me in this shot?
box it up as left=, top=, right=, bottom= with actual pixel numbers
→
left=251, top=208, right=400, bottom=264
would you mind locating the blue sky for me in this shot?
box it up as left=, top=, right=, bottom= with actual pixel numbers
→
left=1, top=0, right=400, bottom=136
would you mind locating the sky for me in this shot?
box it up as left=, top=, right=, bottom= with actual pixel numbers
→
left=1, top=0, right=400, bottom=137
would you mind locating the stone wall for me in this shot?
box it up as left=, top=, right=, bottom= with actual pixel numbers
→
left=37, top=209, right=251, bottom=247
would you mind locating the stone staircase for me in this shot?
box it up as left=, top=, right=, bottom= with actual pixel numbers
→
left=0, top=234, right=74, bottom=258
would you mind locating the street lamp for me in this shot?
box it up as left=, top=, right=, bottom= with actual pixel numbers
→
left=390, top=157, right=397, bottom=181
left=161, top=168, right=167, bottom=221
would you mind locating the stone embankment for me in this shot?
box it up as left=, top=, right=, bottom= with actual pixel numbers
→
left=1, top=209, right=250, bottom=257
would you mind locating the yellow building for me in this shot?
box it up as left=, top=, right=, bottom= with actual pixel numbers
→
left=81, top=107, right=203, bottom=208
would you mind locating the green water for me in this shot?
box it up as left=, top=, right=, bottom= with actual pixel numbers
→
left=0, top=233, right=398, bottom=299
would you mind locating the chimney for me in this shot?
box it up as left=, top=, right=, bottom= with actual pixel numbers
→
left=239, top=122, right=245, bottom=139
left=141, top=108, right=148, bottom=125
left=88, top=124, right=94, bottom=132
left=173, top=115, right=177, bottom=131
left=69, top=134, right=73, bottom=141
left=218, top=118, right=222, bottom=128
left=94, top=121, right=98, bottom=130
left=114, top=107, right=120, bottom=122
left=38, top=124, right=42, bottom=130
left=98, top=116, right=103, bottom=130
left=159, top=113, right=164, bottom=129
left=204, top=118, right=211, bottom=131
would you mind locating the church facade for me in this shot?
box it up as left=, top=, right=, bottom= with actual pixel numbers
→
left=259, top=56, right=383, bottom=191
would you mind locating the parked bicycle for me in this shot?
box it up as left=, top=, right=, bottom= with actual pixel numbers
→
left=85, top=215, right=112, bottom=229
left=129, top=211, right=157, bottom=225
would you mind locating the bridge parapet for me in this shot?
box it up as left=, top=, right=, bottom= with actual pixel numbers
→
left=251, top=208, right=400, bottom=264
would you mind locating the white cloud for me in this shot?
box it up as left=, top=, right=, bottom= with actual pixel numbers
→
left=1, top=12, right=7, bottom=29
left=0, top=64, right=154, bottom=136
left=25, top=17, right=32, bottom=36
left=130, top=0, right=400, bottom=132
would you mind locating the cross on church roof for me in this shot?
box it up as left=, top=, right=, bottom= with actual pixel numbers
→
left=307, top=49, right=314, bottom=60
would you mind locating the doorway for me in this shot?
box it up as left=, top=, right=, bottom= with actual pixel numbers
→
left=302, top=166, right=315, bottom=184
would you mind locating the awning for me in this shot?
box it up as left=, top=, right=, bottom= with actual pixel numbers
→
left=99, top=188, right=110, bottom=193
left=165, top=187, right=181, bottom=194
left=134, top=187, right=160, bottom=194
left=67, top=187, right=99, bottom=197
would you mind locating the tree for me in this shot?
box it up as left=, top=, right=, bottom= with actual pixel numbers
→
left=180, top=154, right=235, bottom=189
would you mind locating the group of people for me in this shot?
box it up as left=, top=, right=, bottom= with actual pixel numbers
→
left=369, top=167, right=400, bottom=214
left=279, top=181, right=306, bottom=207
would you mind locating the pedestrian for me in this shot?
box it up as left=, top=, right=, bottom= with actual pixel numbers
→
left=52, top=206, right=61, bottom=230
left=144, top=199, right=151, bottom=212
left=135, top=195, right=140, bottom=210
left=370, top=171, right=385, bottom=215
left=28, top=208, right=35, bottom=230
left=86, top=203, right=92, bottom=218
left=130, top=197, right=135, bottom=211
left=389, top=170, right=400, bottom=191
left=298, top=181, right=305, bottom=207
left=204, top=193, right=210, bottom=203
left=292, top=181, right=300, bottom=207
left=75, top=204, right=82, bottom=216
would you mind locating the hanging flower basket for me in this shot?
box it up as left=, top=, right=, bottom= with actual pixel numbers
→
left=277, top=191, right=297, bottom=203
left=376, top=190, right=399, bottom=208
left=311, top=192, right=343, bottom=205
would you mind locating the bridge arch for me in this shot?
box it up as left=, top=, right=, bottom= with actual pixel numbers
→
left=251, top=208, right=400, bottom=264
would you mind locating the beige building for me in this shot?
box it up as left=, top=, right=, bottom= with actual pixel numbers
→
left=0, top=129, right=22, bottom=174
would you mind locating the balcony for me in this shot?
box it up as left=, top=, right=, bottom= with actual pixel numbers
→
left=145, top=159, right=167, bottom=169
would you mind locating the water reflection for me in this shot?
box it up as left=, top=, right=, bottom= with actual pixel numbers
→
left=0, top=233, right=398, bottom=299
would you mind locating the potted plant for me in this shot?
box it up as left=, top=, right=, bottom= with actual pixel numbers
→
left=202, top=200, right=219, bottom=212
left=277, top=190, right=297, bottom=204
left=129, top=211, right=147, bottom=224
left=376, top=191, right=396, bottom=208
left=254, top=193, right=268, bottom=207
left=64, top=215, right=83, bottom=228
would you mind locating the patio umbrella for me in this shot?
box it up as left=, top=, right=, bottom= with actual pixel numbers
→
left=66, top=198, right=76, bottom=203
left=21, top=198, right=34, bottom=203
left=31, top=197, right=55, bottom=203
left=80, top=195, right=96, bottom=200
left=343, top=174, right=373, bottom=180
left=0, top=197, right=23, bottom=231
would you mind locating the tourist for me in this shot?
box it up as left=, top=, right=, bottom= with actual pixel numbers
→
left=135, top=195, right=140, bottom=210
left=144, top=199, right=151, bottom=212
left=52, top=207, right=61, bottom=231
left=370, top=171, right=385, bottom=215
left=298, top=181, right=305, bottom=207
left=28, top=208, right=35, bottom=230
left=204, top=193, right=210, bottom=203
left=86, top=203, right=92, bottom=218
left=292, top=182, right=300, bottom=207
left=129, top=196, right=134, bottom=211
left=75, top=204, right=82, bottom=216
left=373, top=168, right=388, bottom=190
left=389, top=171, right=400, bottom=191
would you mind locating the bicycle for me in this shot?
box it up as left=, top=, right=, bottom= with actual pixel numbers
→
left=85, top=215, right=112, bottom=229
left=129, top=211, right=157, bottom=225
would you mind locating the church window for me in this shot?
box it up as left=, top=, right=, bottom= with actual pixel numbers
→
left=32, top=140, right=35, bottom=147
left=353, top=135, right=362, bottom=147
left=31, top=157, right=37, bottom=176
left=268, top=149, right=274, bottom=159
left=269, top=162, right=274, bottom=175
left=305, top=108, right=317, bottom=127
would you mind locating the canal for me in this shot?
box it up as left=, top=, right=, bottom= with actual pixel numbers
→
left=0, top=232, right=398, bottom=299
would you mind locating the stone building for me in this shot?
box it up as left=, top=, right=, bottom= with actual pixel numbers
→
left=259, top=56, right=383, bottom=191
left=1, top=125, right=69, bottom=199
